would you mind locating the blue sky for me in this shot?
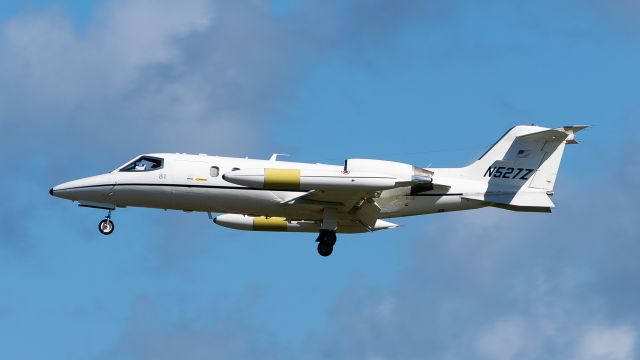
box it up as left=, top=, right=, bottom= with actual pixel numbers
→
left=0, top=1, right=639, bottom=359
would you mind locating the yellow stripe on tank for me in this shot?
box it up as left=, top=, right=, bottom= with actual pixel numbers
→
left=263, top=168, right=300, bottom=190
left=253, top=216, right=288, bottom=232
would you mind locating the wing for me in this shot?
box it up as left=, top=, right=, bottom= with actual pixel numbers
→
left=223, top=160, right=449, bottom=232
left=279, top=189, right=386, bottom=231
left=291, top=179, right=452, bottom=231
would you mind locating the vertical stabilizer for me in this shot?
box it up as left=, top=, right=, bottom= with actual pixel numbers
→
left=460, top=125, right=587, bottom=192
left=444, top=125, right=588, bottom=212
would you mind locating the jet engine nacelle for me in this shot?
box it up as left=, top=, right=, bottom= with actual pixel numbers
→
left=345, top=159, right=433, bottom=185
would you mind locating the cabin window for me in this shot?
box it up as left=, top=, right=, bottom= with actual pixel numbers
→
left=120, top=156, right=163, bottom=172
left=232, top=167, right=240, bottom=171
left=210, top=166, right=220, bottom=177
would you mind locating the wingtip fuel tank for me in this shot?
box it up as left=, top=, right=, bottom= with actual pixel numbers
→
left=213, top=214, right=399, bottom=233
left=222, top=168, right=399, bottom=191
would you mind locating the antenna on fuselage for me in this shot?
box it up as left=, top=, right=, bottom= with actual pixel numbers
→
left=269, top=153, right=289, bottom=161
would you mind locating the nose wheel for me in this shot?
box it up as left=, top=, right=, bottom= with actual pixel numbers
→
left=316, top=230, right=337, bottom=257
left=98, top=210, right=115, bottom=235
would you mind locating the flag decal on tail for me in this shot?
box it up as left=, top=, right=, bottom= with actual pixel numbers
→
left=517, top=149, right=531, bottom=158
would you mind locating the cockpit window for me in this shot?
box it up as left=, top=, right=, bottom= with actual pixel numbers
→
left=120, top=156, right=163, bottom=172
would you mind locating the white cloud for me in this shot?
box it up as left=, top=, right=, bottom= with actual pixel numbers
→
left=476, top=316, right=530, bottom=360
left=0, top=0, right=213, bottom=116
left=0, top=0, right=271, bottom=157
left=574, top=326, right=636, bottom=360
left=101, top=0, right=212, bottom=67
left=0, top=0, right=456, bottom=160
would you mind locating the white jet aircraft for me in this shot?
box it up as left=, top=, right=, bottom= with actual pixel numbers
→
left=50, top=125, right=587, bottom=256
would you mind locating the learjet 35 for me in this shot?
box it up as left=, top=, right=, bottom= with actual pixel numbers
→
left=50, top=125, right=587, bottom=256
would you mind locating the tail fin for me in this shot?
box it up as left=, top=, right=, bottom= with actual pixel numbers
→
left=458, top=124, right=588, bottom=211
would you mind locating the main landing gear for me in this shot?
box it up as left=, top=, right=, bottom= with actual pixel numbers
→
left=316, top=230, right=337, bottom=257
left=98, top=210, right=115, bottom=235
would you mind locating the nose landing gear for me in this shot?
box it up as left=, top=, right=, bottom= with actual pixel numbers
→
left=98, top=210, right=115, bottom=235
left=316, top=230, right=337, bottom=257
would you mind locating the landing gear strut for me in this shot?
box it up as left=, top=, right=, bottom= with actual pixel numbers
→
left=316, top=230, right=337, bottom=257
left=98, top=210, right=115, bottom=235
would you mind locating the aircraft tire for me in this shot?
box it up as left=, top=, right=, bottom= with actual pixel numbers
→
left=98, top=219, right=115, bottom=235
left=318, top=230, right=337, bottom=246
left=317, top=242, right=333, bottom=257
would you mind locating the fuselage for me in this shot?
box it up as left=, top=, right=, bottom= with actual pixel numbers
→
left=51, top=153, right=485, bottom=229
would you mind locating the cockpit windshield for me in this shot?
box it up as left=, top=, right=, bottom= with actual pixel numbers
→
left=120, top=156, right=163, bottom=172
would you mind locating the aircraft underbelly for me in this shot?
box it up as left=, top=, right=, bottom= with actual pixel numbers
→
left=379, top=194, right=467, bottom=218
left=113, top=184, right=482, bottom=221
left=113, top=185, right=283, bottom=214
left=113, top=185, right=172, bottom=209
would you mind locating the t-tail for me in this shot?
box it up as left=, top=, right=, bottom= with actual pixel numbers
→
left=443, top=124, right=588, bottom=212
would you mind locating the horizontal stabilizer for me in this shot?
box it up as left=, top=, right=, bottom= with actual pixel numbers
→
left=518, top=125, right=589, bottom=145
left=561, top=125, right=590, bottom=144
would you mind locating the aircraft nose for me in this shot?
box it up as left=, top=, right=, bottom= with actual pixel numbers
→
left=50, top=174, right=116, bottom=202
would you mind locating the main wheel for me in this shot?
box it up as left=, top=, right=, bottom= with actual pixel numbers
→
left=317, top=242, right=333, bottom=257
left=318, top=230, right=337, bottom=246
left=98, top=219, right=115, bottom=235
